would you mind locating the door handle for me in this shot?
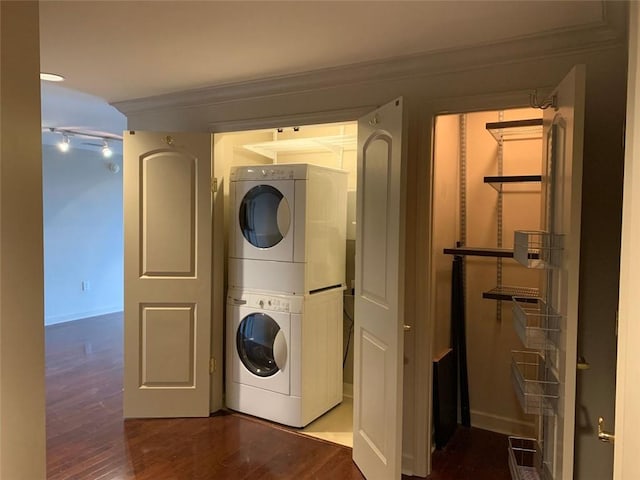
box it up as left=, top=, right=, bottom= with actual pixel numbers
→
left=577, top=355, right=591, bottom=370
left=404, top=324, right=412, bottom=332
left=598, top=417, right=615, bottom=444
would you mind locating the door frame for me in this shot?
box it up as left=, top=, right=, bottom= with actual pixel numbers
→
left=614, top=2, right=640, bottom=478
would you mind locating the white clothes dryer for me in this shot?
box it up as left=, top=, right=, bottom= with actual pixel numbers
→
left=226, top=287, right=343, bottom=428
left=228, top=163, right=347, bottom=294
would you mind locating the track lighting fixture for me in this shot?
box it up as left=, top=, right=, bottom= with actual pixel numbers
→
left=46, top=127, right=122, bottom=156
left=58, top=134, right=70, bottom=152
left=102, top=140, right=113, bottom=158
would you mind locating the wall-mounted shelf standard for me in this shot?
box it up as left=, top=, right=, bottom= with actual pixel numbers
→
left=482, top=285, right=539, bottom=302
left=514, top=231, right=564, bottom=269
left=512, top=297, right=561, bottom=351
left=511, top=351, right=559, bottom=416
left=486, top=118, right=543, bottom=142
left=243, top=134, right=356, bottom=160
left=484, top=175, right=542, bottom=193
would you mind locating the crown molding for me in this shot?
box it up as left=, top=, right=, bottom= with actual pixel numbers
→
left=207, top=105, right=374, bottom=133
left=113, top=1, right=626, bottom=117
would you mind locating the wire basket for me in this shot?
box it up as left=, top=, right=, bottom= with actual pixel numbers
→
left=512, top=297, right=561, bottom=351
left=514, top=231, right=563, bottom=269
left=511, top=351, right=559, bottom=415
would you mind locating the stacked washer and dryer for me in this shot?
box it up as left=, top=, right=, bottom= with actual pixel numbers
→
left=226, top=163, right=348, bottom=427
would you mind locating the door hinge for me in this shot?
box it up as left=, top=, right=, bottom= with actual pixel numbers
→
left=211, top=177, right=218, bottom=193
left=209, top=357, right=216, bottom=374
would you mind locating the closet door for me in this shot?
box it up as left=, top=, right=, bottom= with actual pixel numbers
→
left=123, top=131, right=214, bottom=418
left=353, top=98, right=407, bottom=479
left=542, top=66, right=586, bottom=480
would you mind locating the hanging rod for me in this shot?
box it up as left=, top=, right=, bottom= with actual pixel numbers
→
left=44, top=127, right=123, bottom=142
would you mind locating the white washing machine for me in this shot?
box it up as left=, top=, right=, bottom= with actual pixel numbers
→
left=226, top=287, right=343, bottom=428
left=228, top=163, right=347, bottom=294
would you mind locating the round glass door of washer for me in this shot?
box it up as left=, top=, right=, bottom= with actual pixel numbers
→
left=239, top=185, right=291, bottom=248
left=236, top=313, right=287, bottom=377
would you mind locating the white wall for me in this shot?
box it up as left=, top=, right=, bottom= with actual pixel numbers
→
left=0, top=2, right=46, bottom=478
left=614, top=3, right=640, bottom=479
left=42, top=145, right=123, bottom=324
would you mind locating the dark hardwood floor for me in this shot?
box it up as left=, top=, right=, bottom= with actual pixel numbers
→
left=427, top=427, right=511, bottom=480
left=46, top=313, right=511, bottom=479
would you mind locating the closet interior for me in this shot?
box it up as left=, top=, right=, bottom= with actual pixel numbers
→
left=432, top=107, right=563, bottom=480
left=214, top=121, right=358, bottom=447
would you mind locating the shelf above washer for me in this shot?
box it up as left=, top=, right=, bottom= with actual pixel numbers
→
left=243, top=134, right=357, bottom=160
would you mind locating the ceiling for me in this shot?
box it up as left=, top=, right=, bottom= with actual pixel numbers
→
left=39, top=1, right=606, bottom=140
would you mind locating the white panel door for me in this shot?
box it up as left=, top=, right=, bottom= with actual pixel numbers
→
left=123, top=131, right=213, bottom=418
left=353, top=98, right=406, bottom=479
left=541, top=66, right=586, bottom=479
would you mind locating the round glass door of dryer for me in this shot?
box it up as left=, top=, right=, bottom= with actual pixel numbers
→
left=239, top=185, right=291, bottom=248
left=236, top=312, right=287, bottom=377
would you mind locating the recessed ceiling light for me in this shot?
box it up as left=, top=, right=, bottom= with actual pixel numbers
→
left=40, top=72, right=65, bottom=82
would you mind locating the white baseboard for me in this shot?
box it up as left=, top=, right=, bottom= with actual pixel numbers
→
left=470, top=409, right=535, bottom=437
left=45, top=305, right=123, bottom=326
left=343, top=382, right=353, bottom=399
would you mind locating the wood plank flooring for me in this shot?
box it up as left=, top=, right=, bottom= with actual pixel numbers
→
left=428, top=427, right=512, bottom=480
left=46, top=313, right=511, bottom=479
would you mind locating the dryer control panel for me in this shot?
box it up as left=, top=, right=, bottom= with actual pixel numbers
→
left=230, top=166, right=296, bottom=181
left=227, top=290, right=304, bottom=314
